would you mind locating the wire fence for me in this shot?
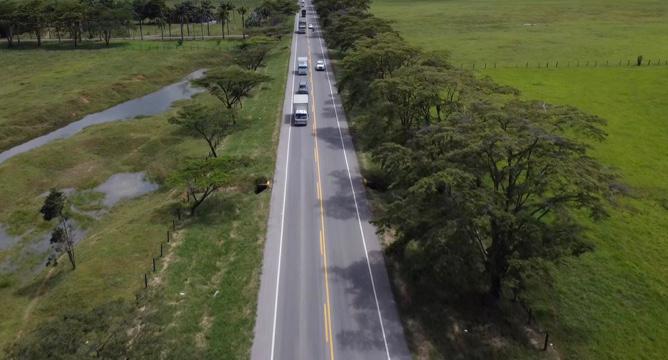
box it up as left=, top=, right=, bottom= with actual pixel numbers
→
left=462, top=58, right=668, bottom=70
left=138, top=204, right=183, bottom=297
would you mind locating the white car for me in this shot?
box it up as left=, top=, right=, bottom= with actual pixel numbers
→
left=308, top=23, right=314, bottom=30
left=315, top=60, right=326, bottom=71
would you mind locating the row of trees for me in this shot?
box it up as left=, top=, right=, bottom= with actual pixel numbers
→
left=0, top=0, right=294, bottom=48
left=165, top=0, right=297, bottom=214
left=168, top=37, right=276, bottom=215
left=313, top=0, right=618, bottom=315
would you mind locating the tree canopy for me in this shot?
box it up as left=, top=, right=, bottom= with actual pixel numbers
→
left=169, top=104, right=236, bottom=158
left=168, top=156, right=252, bottom=215
left=197, top=65, right=271, bottom=109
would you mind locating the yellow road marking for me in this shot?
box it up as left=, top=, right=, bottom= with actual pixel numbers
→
left=320, top=229, right=323, bottom=256
left=308, top=36, right=335, bottom=360
left=323, top=302, right=329, bottom=343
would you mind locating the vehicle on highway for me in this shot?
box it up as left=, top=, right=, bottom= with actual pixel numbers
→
left=308, top=23, right=314, bottom=30
left=297, top=56, right=308, bottom=75
left=293, top=94, right=309, bottom=126
left=297, top=20, right=306, bottom=34
left=297, top=80, right=308, bottom=94
left=315, top=60, right=326, bottom=71
left=300, top=8, right=306, bottom=17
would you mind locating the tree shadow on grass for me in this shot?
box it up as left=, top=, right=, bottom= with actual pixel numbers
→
left=385, top=259, right=573, bottom=359
left=14, top=269, right=66, bottom=299
left=188, top=193, right=245, bottom=227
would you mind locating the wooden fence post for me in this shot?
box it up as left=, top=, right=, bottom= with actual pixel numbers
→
left=543, top=332, right=549, bottom=351
left=152, top=258, right=156, bottom=272
left=144, top=273, right=148, bottom=288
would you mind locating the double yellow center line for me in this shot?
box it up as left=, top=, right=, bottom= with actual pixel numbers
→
left=307, top=35, right=335, bottom=360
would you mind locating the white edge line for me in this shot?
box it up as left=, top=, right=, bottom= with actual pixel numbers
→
left=270, top=17, right=298, bottom=360
left=314, top=21, right=392, bottom=360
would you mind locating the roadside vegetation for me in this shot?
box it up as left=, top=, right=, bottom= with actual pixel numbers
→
left=311, top=0, right=667, bottom=359
left=0, top=0, right=295, bottom=357
left=365, top=0, right=668, bottom=359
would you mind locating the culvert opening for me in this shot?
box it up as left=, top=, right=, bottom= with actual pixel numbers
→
left=254, top=176, right=271, bottom=194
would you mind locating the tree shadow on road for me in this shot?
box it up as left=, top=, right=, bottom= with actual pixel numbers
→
left=327, top=252, right=408, bottom=356
left=322, top=169, right=373, bottom=222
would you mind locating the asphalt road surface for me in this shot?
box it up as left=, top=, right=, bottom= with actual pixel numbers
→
left=251, top=3, right=411, bottom=360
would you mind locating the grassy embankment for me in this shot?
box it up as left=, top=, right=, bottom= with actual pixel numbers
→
left=0, top=41, right=230, bottom=152
left=370, top=0, right=668, bottom=358
left=0, top=38, right=290, bottom=357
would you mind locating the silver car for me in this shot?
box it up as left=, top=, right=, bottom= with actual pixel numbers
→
left=297, top=80, right=308, bottom=94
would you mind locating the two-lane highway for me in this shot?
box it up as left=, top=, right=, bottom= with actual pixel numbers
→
left=251, top=3, right=410, bottom=359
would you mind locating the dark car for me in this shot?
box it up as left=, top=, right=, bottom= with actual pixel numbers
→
left=297, top=80, right=308, bottom=94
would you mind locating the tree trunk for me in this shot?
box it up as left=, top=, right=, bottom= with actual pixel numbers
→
left=36, top=31, right=41, bottom=47
left=489, top=273, right=502, bottom=301
left=160, top=23, right=164, bottom=40
left=168, top=22, right=172, bottom=38
left=207, top=21, right=210, bottom=36
left=139, top=19, right=143, bottom=40
left=67, top=249, right=76, bottom=270
left=186, top=21, right=190, bottom=37
left=6, top=27, right=13, bottom=48
left=201, top=21, right=204, bottom=40
left=180, top=20, right=184, bottom=41
left=241, top=15, right=245, bottom=39
left=221, top=20, right=225, bottom=39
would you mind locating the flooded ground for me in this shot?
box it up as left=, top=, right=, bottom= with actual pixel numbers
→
left=0, top=172, right=159, bottom=275
left=0, top=225, right=20, bottom=251
left=95, top=172, right=160, bottom=207
left=0, top=69, right=206, bottom=165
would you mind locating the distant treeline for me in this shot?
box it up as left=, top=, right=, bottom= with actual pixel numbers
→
left=0, top=0, right=298, bottom=47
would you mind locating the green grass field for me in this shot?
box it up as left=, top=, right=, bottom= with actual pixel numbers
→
left=0, top=41, right=232, bottom=152
left=371, top=0, right=668, bottom=358
left=0, top=38, right=290, bottom=357
left=372, top=0, right=668, bottom=65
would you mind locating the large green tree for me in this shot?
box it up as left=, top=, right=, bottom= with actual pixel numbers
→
left=324, top=11, right=394, bottom=53
left=374, top=100, right=617, bottom=301
left=168, top=104, right=236, bottom=158
left=197, top=65, right=271, bottom=110
left=89, top=0, right=133, bottom=46
left=169, top=156, right=251, bottom=215
left=339, top=32, right=417, bottom=109
left=0, top=0, right=17, bottom=48
left=231, top=36, right=275, bottom=70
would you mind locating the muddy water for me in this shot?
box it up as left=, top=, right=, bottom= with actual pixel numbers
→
left=0, top=225, right=20, bottom=251
left=0, top=69, right=206, bottom=165
left=95, top=172, right=159, bottom=207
